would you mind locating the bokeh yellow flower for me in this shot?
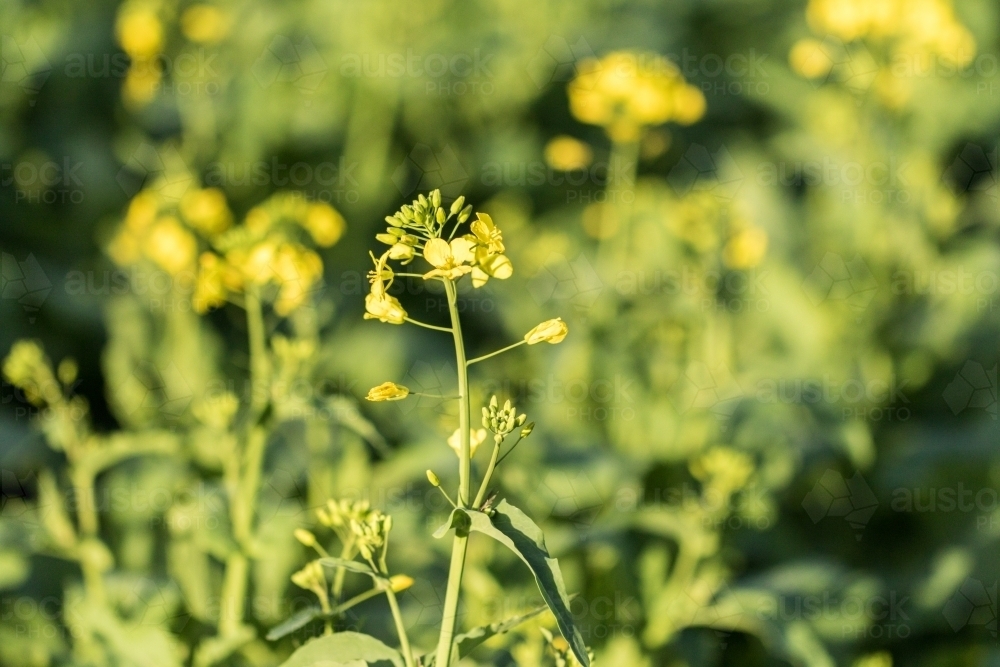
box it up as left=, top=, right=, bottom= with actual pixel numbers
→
left=303, top=202, right=346, bottom=247
left=180, top=4, right=230, bottom=44
left=181, top=188, right=233, bottom=237
left=722, top=227, right=768, bottom=269
left=143, top=217, right=197, bottom=275
left=544, top=136, right=593, bottom=171
left=116, top=7, right=162, bottom=58
left=568, top=51, right=706, bottom=142
left=448, top=428, right=487, bottom=458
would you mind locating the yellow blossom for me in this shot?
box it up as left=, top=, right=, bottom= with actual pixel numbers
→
left=366, top=382, right=410, bottom=401
left=303, top=202, right=345, bottom=247
left=544, top=136, right=593, bottom=171
left=143, top=217, right=197, bottom=275
left=448, top=428, right=487, bottom=458
left=180, top=4, right=230, bottom=44
left=365, top=252, right=407, bottom=324
left=423, top=237, right=475, bottom=281
left=524, top=318, right=569, bottom=345
left=469, top=213, right=505, bottom=254
left=789, top=39, right=835, bottom=79
left=116, top=8, right=162, bottom=58
left=180, top=188, right=232, bottom=237
left=722, top=227, right=768, bottom=269
left=192, top=252, right=229, bottom=313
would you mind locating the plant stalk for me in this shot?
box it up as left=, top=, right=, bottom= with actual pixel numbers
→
left=434, top=279, right=471, bottom=667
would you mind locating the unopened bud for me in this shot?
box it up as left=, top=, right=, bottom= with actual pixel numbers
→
left=294, top=529, right=317, bottom=547
left=426, top=470, right=441, bottom=487
left=450, top=196, right=465, bottom=217
left=390, top=574, right=415, bottom=592
left=520, top=422, right=535, bottom=438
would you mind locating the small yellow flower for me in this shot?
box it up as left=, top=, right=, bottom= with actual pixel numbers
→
left=544, top=136, right=593, bottom=172
left=789, top=38, right=835, bottom=80
left=193, top=252, right=229, bottom=313
left=303, top=202, right=345, bottom=247
left=470, top=250, right=513, bottom=288
left=524, top=318, right=569, bottom=345
left=366, top=382, right=410, bottom=401
left=389, top=575, right=415, bottom=592
left=423, top=237, right=475, bottom=281
left=116, top=8, right=163, bottom=58
left=722, top=227, right=768, bottom=270
left=469, top=213, right=505, bottom=254
left=448, top=428, right=487, bottom=458
left=143, top=217, right=197, bottom=275
left=180, top=4, right=230, bottom=44
left=180, top=188, right=232, bottom=237
left=365, top=251, right=407, bottom=324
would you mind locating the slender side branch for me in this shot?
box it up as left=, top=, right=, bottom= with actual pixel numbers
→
left=466, top=340, right=526, bottom=366
left=404, top=317, right=453, bottom=333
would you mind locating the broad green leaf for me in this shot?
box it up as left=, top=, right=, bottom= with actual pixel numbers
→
left=422, top=603, right=551, bottom=665
left=463, top=501, right=590, bottom=667
left=265, top=605, right=323, bottom=641
left=276, top=631, right=404, bottom=667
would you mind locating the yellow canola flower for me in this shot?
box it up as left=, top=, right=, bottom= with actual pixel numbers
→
left=304, top=202, right=346, bottom=247
left=423, top=237, right=475, bottom=281
left=389, top=575, right=415, bottom=593
left=568, top=51, right=706, bottom=142
left=789, top=39, right=835, bottom=80
left=366, top=382, right=410, bottom=401
left=116, top=7, right=163, bottom=58
left=192, top=252, right=229, bottom=313
left=722, top=227, right=768, bottom=269
left=365, top=251, right=407, bottom=324
left=525, top=318, right=569, bottom=345
left=180, top=188, right=232, bottom=237
left=544, top=136, right=593, bottom=171
left=143, top=217, right=197, bottom=275
left=448, top=428, right=487, bottom=458
left=469, top=213, right=505, bottom=254
left=180, top=4, right=230, bottom=44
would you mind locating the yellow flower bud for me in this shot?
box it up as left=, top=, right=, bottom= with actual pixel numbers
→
left=524, top=317, right=569, bottom=345
left=390, top=575, right=415, bottom=592
left=366, top=382, right=410, bottom=402
left=294, top=529, right=317, bottom=547
left=426, top=470, right=441, bottom=487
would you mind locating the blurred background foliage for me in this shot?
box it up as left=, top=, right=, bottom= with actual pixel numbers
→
left=1, top=0, right=999, bottom=666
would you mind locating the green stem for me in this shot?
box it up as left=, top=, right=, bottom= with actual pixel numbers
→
left=331, top=537, right=354, bottom=603
left=385, top=587, right=414, bottom=667
left=434, top=279, right=471, bottom=667
left=71, top=469, right=106, bottom=603
left=466, top=340, right=526, bottom=366
left=472, top=442, right=501, bottom=509
left=404, top=317, right=452, bottom=333
left=219, top=287, right=270, bottom=640
left=218, top=552, right=248, bottom=636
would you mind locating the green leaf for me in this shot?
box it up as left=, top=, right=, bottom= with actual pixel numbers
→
left=431, top=508, right=470, bottom=539
left=265, top=605, right=323, bottom=641
left=319, top=557, right=387, bottom=582
left=422, top=603, right=551, bottom=665
left=464, top=500, right=590, bottom=667
left=276, top=631, right=404, bottom=667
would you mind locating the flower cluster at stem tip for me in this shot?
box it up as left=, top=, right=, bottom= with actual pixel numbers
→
left=568, top=51, right=706, bottom=142
left=109, top=188, right=345, bottom=315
